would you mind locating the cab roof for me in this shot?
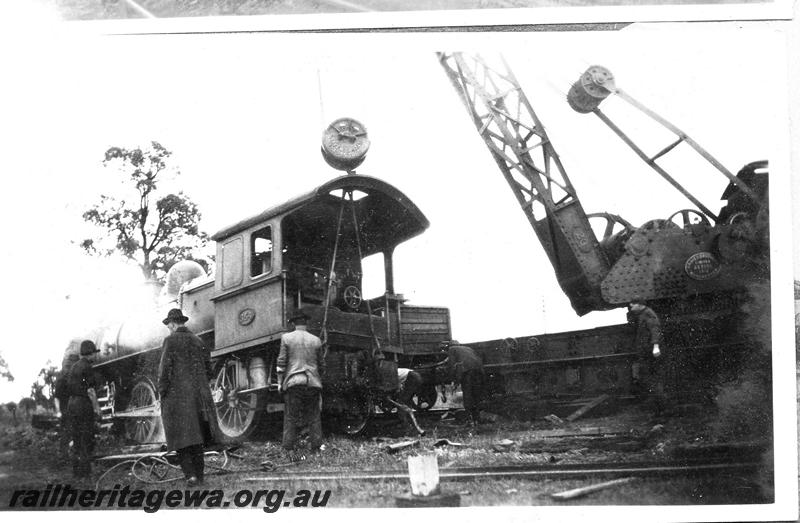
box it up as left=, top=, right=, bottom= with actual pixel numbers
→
left=211, top=175, right=430, bottom=252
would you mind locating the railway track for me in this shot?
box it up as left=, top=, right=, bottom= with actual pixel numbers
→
left=241, top=458, right=763, bottom=483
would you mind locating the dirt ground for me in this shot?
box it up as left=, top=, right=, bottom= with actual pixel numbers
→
left=0, top=399, right=774, bottom=511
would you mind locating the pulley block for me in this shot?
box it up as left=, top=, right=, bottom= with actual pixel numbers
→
left=567, top=65, right=615, bottom=114
left=321, top=117, right=370, bottom=172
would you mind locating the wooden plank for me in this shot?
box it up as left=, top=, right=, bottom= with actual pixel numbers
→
left=408, top=453, right=440, bottom=497
left=565, top=394, right=610, bottom=422
left=550, top=477, right=636, bottom=501
left=400, top=315, right=450, bottom=324
left=534, top=427, right=610, bottom=438
left=385, top=440, right=420, bottom=454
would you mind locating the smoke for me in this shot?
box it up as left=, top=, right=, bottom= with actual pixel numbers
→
left=0, top=252, right=157, bottom=403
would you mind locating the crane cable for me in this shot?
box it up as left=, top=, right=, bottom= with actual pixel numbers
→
left=94, top=449, right=296, bottom=489
left=319, top=190, right=381, bottom=358
left=347, top=190, right=381, bottom=357
left=320, top=190, right=348, bottom=357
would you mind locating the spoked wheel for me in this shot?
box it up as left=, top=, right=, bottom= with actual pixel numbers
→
left=667, top=209, right=711, bottom=228
left=124, top=378, right=164, bottom=444
left=336, top=392, right=373, bottom=436
left=212, top=358, right=264, bottom=442
left=411, top=384, right=438, bottom=412
left=342, top=285, right=362, bottom=311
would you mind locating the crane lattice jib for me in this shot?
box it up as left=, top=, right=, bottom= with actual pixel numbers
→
left=438, top=52, right=611, bottom=315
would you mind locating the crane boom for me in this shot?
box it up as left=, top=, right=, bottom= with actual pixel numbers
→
left=567, top=65, right=764, bottom=219
left=438, top=52, right=611, bottom=315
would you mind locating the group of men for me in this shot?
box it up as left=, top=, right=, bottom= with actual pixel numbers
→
left=274, top=311, right=489, bottom=454
left=54, top=298, right=664, bottom=485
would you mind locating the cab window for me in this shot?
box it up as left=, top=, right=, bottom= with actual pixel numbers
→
left=251, top=226, right=273, bottom=277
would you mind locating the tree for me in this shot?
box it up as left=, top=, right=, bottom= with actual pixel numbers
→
left=30, top=362, right=59, bottom=410
left=80, top=141, right=212, bottom=282
left=0, top=352, right=13, bottom=382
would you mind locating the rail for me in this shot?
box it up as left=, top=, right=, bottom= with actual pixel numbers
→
left=242, top=458, right=761, bottom=483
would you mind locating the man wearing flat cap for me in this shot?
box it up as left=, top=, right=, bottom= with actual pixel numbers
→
left=65, top=340, right=102, bottom=478
left=277, top=309, right=324, bottom=456
left=440, top=340, right=485, bottom=427
left=158, top=308, right=220, bottom=486
left=627, top=299, right=666, bottom=418
left=55, top=353, right=80, bottom=461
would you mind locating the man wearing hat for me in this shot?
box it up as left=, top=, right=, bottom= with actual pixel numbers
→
left=54, top=352, right=80, bottom=461
left=440, top=340, right=485, bottom=426
left=627, top=299, right=666, bottom=417
left=277, top=309, right=324, bottom=456
left=65, top=340, right=102, bottom=478
left=158, top=308, right=220, bottom=486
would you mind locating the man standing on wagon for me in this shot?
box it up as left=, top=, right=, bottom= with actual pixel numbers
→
left=277, top=309, right=324, bottom=457
left=158, top=308, right=220, bottom=486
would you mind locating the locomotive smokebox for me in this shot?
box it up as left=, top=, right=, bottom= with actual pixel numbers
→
left=321, top=117, right=370, bottom=172
left=162, top=259, right=207, bottom=302
left=567, top=65, right=615, bottom=114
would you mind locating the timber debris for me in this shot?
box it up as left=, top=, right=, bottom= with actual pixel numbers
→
left=550, top=477, right=637, bottom=501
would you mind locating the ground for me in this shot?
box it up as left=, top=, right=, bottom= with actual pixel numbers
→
left=0, top=398, right=774, bottom=510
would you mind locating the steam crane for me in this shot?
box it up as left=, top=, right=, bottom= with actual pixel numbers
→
left=439, top=53, right=768, bottom=315
left=440, top=53, right=769, bottom=393
left=437, top=53, right=615, bottom=316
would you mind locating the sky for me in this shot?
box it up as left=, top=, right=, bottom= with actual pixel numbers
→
left=0, top=13, right=792, bottom=404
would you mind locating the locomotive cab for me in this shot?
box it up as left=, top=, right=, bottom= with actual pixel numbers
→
left=207, top=174, right=451, bottom=439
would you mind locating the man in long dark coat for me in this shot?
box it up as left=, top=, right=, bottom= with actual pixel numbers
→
left=277, top=310, right=324, bottom=456
left=65, top=341, right=102, bottom=478
left=55, top=353, right=80, bottom=461
left=158, top=308, right=220, bottom=486
left=441, top=340, right=485, bottom=426
left=627, top=299, right=666, bottom=417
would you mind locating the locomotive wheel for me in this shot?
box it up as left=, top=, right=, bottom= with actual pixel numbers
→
left=411, top=384, right=438, bottom=412
left=212, top=359, right=264, bottom=442
left=124, top=378, right=164, bottom=444
left=336, top=392, right=373, bottom=436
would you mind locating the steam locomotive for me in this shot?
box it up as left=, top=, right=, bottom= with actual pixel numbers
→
left=63, top=171, right=452, bottom=443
